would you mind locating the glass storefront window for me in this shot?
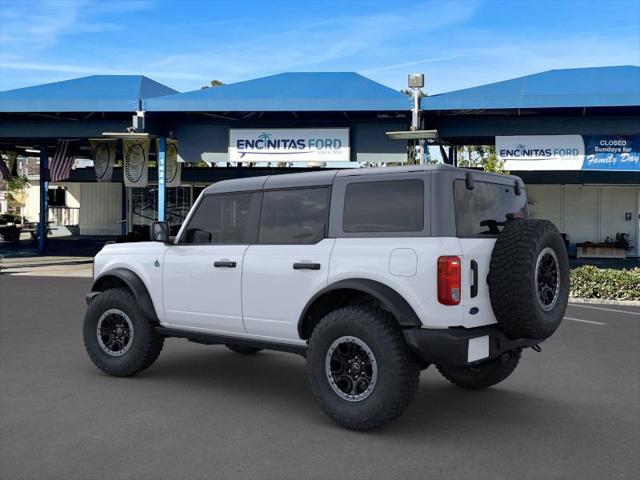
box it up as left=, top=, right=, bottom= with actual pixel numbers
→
left=131, top=186, right=192, bottom=236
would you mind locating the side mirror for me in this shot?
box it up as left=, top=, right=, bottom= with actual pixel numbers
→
left=150, top=221, right=170, bottom=244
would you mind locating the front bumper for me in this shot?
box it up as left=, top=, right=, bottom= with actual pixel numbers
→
left=403, top=325, right=541, bottom=367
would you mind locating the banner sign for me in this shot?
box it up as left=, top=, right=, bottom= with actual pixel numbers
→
left=90, top=139, right=116, bottom=182
left=229, top=128, right=350, bottom=162
left=497, top=135, right=640, bottom=171
left=123, top=138, right=149, bottom=187
left=497, top=135, right=585, bottom=170
left=156, top=138, right=181, bottom=187
left=582, top=136, right=640, bottom=171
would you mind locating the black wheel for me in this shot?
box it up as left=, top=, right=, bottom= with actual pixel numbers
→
left=83, top=288, right=164, bottom=377
left=225, top=344, right=263, bottom=355
left=489, top=219, right=569, bottom=340
left=306, top=304, right=419, bottom=431
left=437, top=349, right=522, bottom=390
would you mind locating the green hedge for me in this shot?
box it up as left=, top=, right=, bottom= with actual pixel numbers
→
left=570, top=266, right=640, bottom=301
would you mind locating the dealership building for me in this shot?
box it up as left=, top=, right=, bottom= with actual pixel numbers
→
left=0, top=66, right=638, bottom=258
left=421, top=65, right=640, bottom=257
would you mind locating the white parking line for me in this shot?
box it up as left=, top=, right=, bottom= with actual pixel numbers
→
left=569, top=304, right=640, bottom=317
left=564, top=316, right=606, bottom=325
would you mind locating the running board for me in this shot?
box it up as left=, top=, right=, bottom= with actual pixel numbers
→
left=156, top=327, right=308, bottom=356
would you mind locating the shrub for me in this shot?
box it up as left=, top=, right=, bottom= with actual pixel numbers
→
left=570, top=266, right=640, bottom=301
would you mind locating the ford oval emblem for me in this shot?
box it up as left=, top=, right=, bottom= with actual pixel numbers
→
left=469, top=307, right=479, bottom=315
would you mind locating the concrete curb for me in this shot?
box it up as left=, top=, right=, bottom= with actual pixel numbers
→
left=1, top=260, right=93, bottom=269
left=569, top=297, right=640, bottom=307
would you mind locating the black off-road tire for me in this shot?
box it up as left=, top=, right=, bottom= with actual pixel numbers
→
left=225, top=344, right=263, bottom=355
left=306, top=304, right=419, bottom=431
left=83, top=288, right=164, bottom=377
left=437, top=349, right=522, bottom=390
left=489, top=219, right=569, bottom=340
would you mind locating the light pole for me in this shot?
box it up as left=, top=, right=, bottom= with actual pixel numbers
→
left=408, top=73, right=425, bottom=164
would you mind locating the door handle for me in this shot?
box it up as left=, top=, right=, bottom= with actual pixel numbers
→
left=214, top=260, right=236, bottom=268
left=293, top=262, right=321, bottom=270
left=470, top=260, right=478, bottom=298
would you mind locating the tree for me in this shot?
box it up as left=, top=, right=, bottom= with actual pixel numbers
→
left=481, top=146, right=509, bottom=175
left=4, top=175, right=30, bottom=214
left=457, top=145, right=509, bottom=174
left=201, top=79, right=225, bottom=89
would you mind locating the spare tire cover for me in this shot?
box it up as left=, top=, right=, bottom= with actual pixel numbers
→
left=488, top=219, right=569, bottom=340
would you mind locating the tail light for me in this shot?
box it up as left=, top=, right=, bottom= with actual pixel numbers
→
left=438, top=256, right=461, bottom=305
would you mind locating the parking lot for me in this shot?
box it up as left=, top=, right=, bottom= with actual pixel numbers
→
left=1, top=274, right=638, bottom=480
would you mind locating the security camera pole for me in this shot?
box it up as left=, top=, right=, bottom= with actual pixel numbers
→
left=408, top=73, right=425, bottom=164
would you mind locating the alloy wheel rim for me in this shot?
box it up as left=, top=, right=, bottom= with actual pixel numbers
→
left=96, top=309, right=134, bottom=357
left=325, top=336, right=378, bottom=402
left=535, top=247, right=560, bottom=312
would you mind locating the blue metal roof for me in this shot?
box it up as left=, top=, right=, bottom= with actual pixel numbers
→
left=422, top=66, right=640, bottom=111
left=145, top=72, right=411, bottom=112
left=0, top=75, right=178, bottom=113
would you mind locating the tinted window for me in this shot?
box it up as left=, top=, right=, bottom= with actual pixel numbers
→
left=343, top=180, right=424, bottom=233
left=454, top=180, right=527, bottom=236
left=259, top=188, right=330, bottom=244
left=181, top=193, right=256, bottom=244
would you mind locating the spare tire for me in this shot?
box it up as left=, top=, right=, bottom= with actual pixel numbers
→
left=488, top=219, right=569, bottom=340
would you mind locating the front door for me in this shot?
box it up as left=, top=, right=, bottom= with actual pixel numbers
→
left=162, top=191, right=260, bottom=334
left=163, top=244, right=248, bottom=333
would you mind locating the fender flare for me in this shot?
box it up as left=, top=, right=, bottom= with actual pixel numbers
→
left=91, top=268, right=158, bottom=321
left=297, top=278, right=422, bottom=338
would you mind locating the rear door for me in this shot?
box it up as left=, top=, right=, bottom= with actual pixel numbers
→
left=242, top=187, right=333, bottom=342
left=162, top=192, right=260, bottom=334
left=454, top=177, right=528, bottom=327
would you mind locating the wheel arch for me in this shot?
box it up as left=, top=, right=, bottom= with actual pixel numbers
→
left=297, top=278, right=422, bottom=340
left=91, top=268, right=158, bottom=321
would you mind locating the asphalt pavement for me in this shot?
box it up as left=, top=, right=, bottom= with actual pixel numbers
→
left=1, top=275, right=638, bottom=480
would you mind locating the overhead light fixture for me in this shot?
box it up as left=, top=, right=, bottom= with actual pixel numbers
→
left=386, top=129, right=439, bottom=140
left=101, top=132, right=151, bottom=139
left=25, top=148, right=41, bottom=153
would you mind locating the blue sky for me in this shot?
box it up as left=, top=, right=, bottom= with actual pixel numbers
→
left=0, top=0, right=638, bottom=94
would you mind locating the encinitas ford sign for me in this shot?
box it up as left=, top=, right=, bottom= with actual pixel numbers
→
left=229, top=128, right=350, bottom=162
left=497, top=135, right=640, bottom=171
left=497, top=135, right=585, bottom=170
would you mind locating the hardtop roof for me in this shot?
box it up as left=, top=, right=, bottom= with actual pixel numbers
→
left=202, top=164, right=521, bottom=195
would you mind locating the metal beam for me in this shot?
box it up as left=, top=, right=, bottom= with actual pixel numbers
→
left=38, top=145, right=48, bottom=254
left=157, top=137, right=166, bottom=222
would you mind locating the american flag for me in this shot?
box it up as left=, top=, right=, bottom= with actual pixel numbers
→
left=49, top=140, right=78, bottom=182
left=0, top=156, right=12, bottom=181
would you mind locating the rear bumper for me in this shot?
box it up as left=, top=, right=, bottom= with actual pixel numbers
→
left=403, top=325, right=541, bottom=367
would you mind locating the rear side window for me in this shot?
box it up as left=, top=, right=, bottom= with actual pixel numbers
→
left=259, top=188, right=330, bottom=244
left=181, top=193, right=257, bottom=244
left=454, top=180, right=527, bottom=236
left=343, top=179, right=424, bottom=233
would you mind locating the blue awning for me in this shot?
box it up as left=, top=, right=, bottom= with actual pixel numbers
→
left=0, top=75, right=178, bottom=113
left=422, top=66, right=640, bottom=111
left=145, top=72, right=411, bottom=112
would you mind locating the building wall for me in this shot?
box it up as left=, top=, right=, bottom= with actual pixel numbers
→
left=77, top=183, right=122, bottom=235
left=19, top=182, right=121, bottom=235
left=23, top=182, right=40, bottom=222
left=527, top=184, right=640, bottom=256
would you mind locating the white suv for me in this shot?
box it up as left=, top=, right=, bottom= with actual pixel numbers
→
left=84, top=165, right=569, bottom=430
